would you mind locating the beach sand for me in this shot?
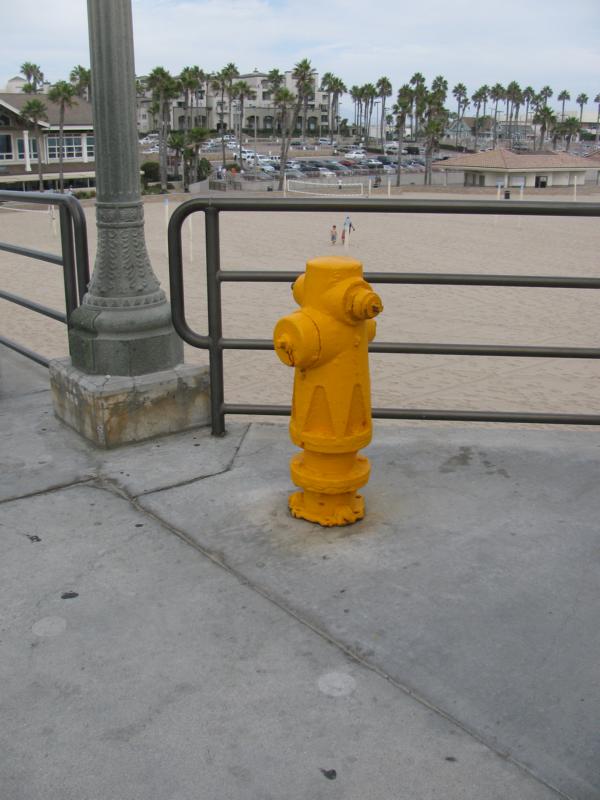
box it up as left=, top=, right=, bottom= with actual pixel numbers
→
left=2, top=191, right=599, bottom=426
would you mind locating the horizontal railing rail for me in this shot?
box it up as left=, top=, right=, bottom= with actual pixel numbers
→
left=168, top=196, right=600, bottom=435
left=0, top=190, right=89, bottom=366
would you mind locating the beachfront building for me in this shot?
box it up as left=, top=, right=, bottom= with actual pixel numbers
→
left=136, top=68, right=330, bottom=137
left=0, top=93, right=95, bottom=190
left=436, top=149, right=592, bottom=188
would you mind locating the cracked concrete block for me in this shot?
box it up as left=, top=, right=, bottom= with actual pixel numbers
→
left=49, top=358, right=210, bottom=448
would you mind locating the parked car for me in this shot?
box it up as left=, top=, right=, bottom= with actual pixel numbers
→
left=345, top=150, right=367, bottom=160
left=317, top=167, right=336, bottom=177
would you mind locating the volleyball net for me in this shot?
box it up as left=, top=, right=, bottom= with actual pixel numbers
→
left=285, top=179, right=365, bottom=198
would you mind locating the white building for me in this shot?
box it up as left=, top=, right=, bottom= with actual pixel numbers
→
left=136, top=68, right=330, bottom=137
left=436, top=148, right=593, bottom=188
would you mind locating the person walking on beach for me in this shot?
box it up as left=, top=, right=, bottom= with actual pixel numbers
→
left=330, top=224, right=338, bottom=245
left=344, top=215, right=355, bottom=236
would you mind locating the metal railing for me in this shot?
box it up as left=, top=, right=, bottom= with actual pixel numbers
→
left=168, top=196, right=600, bottom=435
left=0, top=190, right=89, bottom=366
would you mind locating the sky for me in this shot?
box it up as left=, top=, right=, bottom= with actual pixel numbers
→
left=2, top=0, right=599, bottom=120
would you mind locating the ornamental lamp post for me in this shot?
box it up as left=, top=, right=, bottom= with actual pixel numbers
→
left=50, top=0, right=208, bottom=447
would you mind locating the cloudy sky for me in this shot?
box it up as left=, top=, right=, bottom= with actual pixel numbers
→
left=2, top=0, right=599, bottom=118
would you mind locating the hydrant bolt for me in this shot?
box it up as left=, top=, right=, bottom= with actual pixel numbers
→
left=273, top=255, right=383, bottom=528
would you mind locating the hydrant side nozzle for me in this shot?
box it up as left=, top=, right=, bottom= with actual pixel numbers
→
left=348, top=287, right=383, bottom=321
left=273, top=311, right=321, bottom=369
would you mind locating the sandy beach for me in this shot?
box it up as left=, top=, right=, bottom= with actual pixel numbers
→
left=1, top=190, right=599, bottom=425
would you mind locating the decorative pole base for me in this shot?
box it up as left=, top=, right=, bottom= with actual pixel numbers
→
left=69, top=301, right=183, bottom=377
left=50, top=358, right=209, bottom=448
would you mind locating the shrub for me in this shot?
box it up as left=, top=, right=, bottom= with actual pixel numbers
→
left=73, top=189, right=96, bottom=199
left=197, top=158, right=211, bottom=180
left=140, top=160, right=160, bottom=186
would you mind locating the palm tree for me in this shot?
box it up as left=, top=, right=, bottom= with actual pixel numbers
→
left=21, top=98, right=47, bottom=190
left=557, top=89, right=570, bottom=121
left=70, top=65, right=91, bottom=100
left=327, top=76, right=346, bottom=139
left=321, top=72, right=335, bottom=139
left=187, top=66, right=206, bottom=127
left=274, top=87, right=297, bottom=189
left=533, top=106, right=557, bottom=151
left=233, top=80, right=256, bottom=161
left=222, top=62, right=239, bottom=132
left=362, top=83, right=377, bottom=145
left=332, top=77, right=346, bottom=138
left=393, top=83, right=413, bottom=187
left=211, top=69, right=229, bottom=167
left=186, top=127, right=210, bottom=184
left=471, top=86, right=487, bottom=151
left=576, top=93, right=588, bottom=127
left=20, top=62, right=44, bottom=93
left=539, top=85, right=553, bottom=108
left=376, top=76, right=392, bottom=149
left=350, top=85, right=361, bottom=133
left=147, top=66, right=180, bottom=192
left=423, top=80, right=449, bottom=184
left=522, top=86, right=535, bottom=147
left=48, top=80, right=77, bottom=193
left=180, top=66, right=198, bottom=130
left=505, top=81, right=521, bottom=142
left=409, top=72, right=426, bottom=139
left=266, top=69, right=285, bottom=135
left=292, top=58, right=314, bottom=143
left=559, top=117, right=580, bottom=151
left=452, top=83, right=468, bottom=147
left=167, top=130, right=185, bottom=183
left=490, top=83, right=505, bottom=148
left=267, top=69, right=284, bottom=92
left=594, top=93, right=600, bottom=147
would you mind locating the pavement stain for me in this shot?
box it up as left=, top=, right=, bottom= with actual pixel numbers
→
left=439, top=446, right=473, bottom=473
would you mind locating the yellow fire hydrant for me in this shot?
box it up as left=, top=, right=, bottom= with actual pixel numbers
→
left=273, top=255, right=383, bottom=526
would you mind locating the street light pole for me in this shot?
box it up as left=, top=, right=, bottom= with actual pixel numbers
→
left=51, top=0, right=208, bottom=448
left=68, top=0, right=182, bottom=376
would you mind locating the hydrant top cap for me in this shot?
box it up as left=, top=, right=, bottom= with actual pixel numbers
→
left=306, top=255, right=363, bottom=277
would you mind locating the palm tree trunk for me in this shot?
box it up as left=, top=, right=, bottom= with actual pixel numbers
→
left=425, top=141, right=433, bottom=185
left=220, top=90, right=226, bottom=168
left=35, top=127, right=44, bottom=191
left=159, top=95, right=168, bottom=192
left=58, top=107, right=65, bottom=193
left=493, top=102, right=499, bottom=148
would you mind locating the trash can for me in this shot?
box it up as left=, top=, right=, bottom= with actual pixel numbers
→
left=504, top=189, right=511, bottom=199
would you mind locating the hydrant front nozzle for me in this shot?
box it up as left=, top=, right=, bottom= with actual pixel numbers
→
left=273, top=255, right=383, bottom=528
left=349, top=288, right=383, bottom=321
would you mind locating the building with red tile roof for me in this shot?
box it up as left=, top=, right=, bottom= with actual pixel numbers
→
left=435, top=148, right=593, bottom=189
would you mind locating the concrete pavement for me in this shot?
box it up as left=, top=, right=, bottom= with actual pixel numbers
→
left=1, top=347, right=598, bottom=800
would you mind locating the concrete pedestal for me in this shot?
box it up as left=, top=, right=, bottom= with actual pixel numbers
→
left=49, top=358, right=210, bottom=448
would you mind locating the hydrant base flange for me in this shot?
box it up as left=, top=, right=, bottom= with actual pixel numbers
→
left=289, top=489, right=365, bottom=527
left=290, top=451, right=370, bottom=495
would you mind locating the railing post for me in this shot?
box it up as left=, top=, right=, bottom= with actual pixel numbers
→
left=205, top=207, right=226, bottom=435
left=58, top=205, right=78, bottom=319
